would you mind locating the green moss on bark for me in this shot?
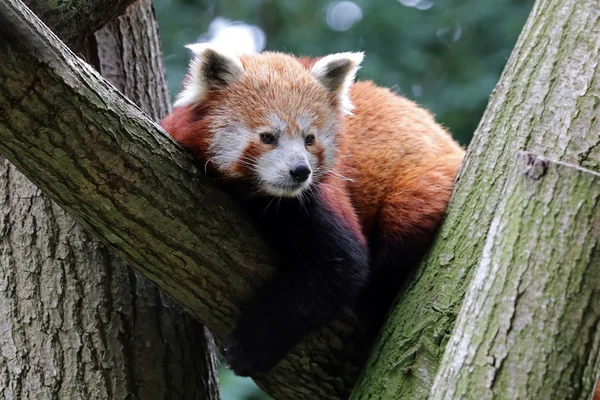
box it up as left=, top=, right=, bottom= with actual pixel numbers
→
left=430, top=152, right=600, bottom=399
left=351, top=0, right=600, bottom=398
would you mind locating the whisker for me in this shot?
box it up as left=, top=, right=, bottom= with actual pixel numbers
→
left=260, top=196, right=276, bottom=217
left=204, top=158, right=213, bottom=174
left=249, top=187, right=264, bottom=196
left=298, top=192, right=309, bottom=215
left=322, top=169, right=355, bottom=182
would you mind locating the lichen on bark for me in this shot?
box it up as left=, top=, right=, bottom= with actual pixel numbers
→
left=430, top=152, right=600, bottom=399
left=351, top=0, right=600, bottom=398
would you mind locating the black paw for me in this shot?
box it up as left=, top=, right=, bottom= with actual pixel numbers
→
left=224, top=329, right=283, bottom=377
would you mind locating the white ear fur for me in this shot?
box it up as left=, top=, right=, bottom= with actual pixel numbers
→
left=174, top=43, right=245, bottom=108
left=310, top=52, right=364, bottom=115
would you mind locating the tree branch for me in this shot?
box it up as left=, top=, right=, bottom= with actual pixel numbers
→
left=0, top=0, right=369, bottom=398
left=350, top=0, right=600, bottom=397
left=429, top=151, right=600, bottom=399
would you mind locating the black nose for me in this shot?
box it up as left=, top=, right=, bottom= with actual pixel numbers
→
left=290, top=162, right=311, bottom=183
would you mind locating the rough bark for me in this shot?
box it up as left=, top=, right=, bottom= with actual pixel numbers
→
left=0, top=168, right=219, bottom=400
left=94, top=1, right=171, bottom=121
left=22, top=0, right=136, bottom=47
left=0, top=1, right=367, bottom=398
left=0, top=0, right=219, bottom=399
left=350, top=0, right=600, bottom=398
left=428, top=152, right=600, bottom=399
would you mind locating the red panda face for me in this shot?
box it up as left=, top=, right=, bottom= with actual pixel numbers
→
left=209, top=111, right=336, bottom=197
left=171, top=46, right=363, bottom=198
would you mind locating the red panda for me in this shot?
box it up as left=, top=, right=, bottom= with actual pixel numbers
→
left=160, top=44, right=465, bottom=376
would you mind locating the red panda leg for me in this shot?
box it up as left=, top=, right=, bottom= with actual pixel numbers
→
left=225, top=178, right=369, bottom=376
left=358, top=187, right=451, bottom=328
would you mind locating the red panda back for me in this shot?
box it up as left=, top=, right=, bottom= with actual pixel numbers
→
left=342, top=80, right=465, bottom=250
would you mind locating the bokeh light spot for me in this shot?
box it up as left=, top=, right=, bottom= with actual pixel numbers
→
left=326, top=1, right=363, bottom=32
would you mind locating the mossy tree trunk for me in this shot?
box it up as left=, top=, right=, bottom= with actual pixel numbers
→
left=0, top=0, right=219, bottom=399
left=430, top=152, right=600, bottom=399
left=350, top=0, right=600, bottom=398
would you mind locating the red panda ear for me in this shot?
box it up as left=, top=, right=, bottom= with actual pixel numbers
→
left=174, top=44, right=245, bottom=108
left=310, top=52, right=364, bottom=115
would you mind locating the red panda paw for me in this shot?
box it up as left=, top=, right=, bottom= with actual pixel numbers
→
left=224, top=330, right=287, bottom=377
left=224, top=313, right=301, bottom=377
left=224, top=336, right=271, bottom=377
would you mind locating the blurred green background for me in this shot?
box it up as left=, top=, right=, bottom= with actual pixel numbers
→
left=153, top=0, right=534, bottom=397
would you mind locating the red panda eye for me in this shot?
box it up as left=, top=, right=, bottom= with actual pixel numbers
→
left=260, top=133, right=277, bottom=145
left=305, top=134, right=315, bottom=146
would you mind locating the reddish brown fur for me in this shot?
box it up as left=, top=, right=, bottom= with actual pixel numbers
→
left=297, top=56, right=320, bottom=69
left=236, top=142, right=262, bottom=176
left=161, top=52, right=465, bottom=265
left=234, top=53, right=341, bottom=130
left=163, top=105, right=212, bottom=162
left=341, top=81, right=464, bottom=249
left=320, top=173, right=367, bottom=247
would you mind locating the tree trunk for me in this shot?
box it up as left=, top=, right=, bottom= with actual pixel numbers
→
left=350, top=0, right=600, bottom=398
left=22, top=0, right=136, bottom=46
left=0, top=1, right=219, bottom=399
left=93, top=0, right=171, bottom=121
left=429, top=152, right=600, bottom=399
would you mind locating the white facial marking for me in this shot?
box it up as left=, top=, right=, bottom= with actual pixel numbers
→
left=298, top=114, right=314, bottom=133
left=267, top=114, right=287, bottom=134
left=208, top=121, right=253, bottom=175
left=256, top=137, right=313, bottom=197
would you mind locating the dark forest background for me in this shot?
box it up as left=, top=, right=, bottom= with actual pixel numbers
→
left=153, top=0, right=535, bottom=397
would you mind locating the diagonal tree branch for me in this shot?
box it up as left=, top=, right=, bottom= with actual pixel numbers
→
left=2, top=0, right=222, bottom=398
left=0, top=0, right=370, bottom=398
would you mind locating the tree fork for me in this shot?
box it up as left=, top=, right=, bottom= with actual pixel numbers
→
left=4, top=0, right=599, bottom=398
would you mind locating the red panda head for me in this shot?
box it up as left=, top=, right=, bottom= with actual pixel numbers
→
left=161, top=44, right=363, bottom=198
